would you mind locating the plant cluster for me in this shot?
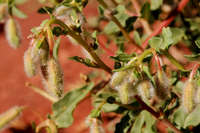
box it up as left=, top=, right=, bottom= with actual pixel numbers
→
left=1, top=0, right=200, bottom=133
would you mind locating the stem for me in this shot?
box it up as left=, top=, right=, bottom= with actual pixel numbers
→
left=48, top=19, right=112, bottom=74
left=136, top=48, right=154, bottom=64
left=97, top=0, right=144, bottom=52
left=189, top=63, right=200, bottom=80
left=153, top=51, right=162, bottom=71
left=134, top=95, right=182, bottom=133
left=26, top=82, right=58, bottom=102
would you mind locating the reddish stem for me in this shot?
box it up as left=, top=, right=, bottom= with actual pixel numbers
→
left=189, top=63, right=200, bottom=80
left=153, top=52, right=162, bottom=71
left=141, top=0, right=190, bottom=49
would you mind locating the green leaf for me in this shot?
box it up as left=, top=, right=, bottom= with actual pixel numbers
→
left=69, top=56, right=98, bottom=68
left=149, top=37, right=162, bottom=51
left=53, top=38, right=61, bottom=60
left=12, top=6, right=27, bottom=18
left=150, top=0, right=162, bottom=10
left=184, top=104, right=200, bottom=128
left=171, top=28, right=185, bottom=45
left=171, top=106, right=187, bottom=128
left=52, top=83, right=94, bottom=128
left=131, top=111, right=156, bottom=133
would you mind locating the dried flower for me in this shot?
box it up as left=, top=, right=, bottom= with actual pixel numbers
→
left=155, top=70, right=171, bottom=100
left=5, top=18, right=21, bottom=49
left=0, top=106, right=23, bottom=130
left=43, top=58, right=63, bottom=98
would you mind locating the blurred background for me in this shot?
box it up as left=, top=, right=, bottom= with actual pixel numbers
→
left=0, top=0, right=108, bottom=132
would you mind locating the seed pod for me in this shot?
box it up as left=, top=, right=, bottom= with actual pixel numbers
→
left=0, top=3, right=7, bottom=23
left=155, top=70, right=170, bottom=100
left=182, top=80, right=196, bottom=113
left=136, top=80, right=155, bottom=103
left=117, top=82, right=135, bottom=104
left=86, top=118, right=105, bottom=133
left=0, top=106, right=23, bottom=130
left=24, top=47, right=37, bottom=77
left=43, top=58, right=63, bottom=98
left=36, top=119, right=57, bottom=133
left=5, top=18, right=21, bottom=49
left=54, top=6, right=85, bottom=28
left=110, top=71, right=129, bottom=89
left=38, top=38, right=49, bottom=66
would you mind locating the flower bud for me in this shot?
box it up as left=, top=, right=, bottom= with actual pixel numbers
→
left=5, top=18, right=21, bottom=49
left=0, top=3, right=7, bottom=23
left=36, top=119, right=57, bottom=133
left=0, top=106, right=23, bottom=130
left=24, top=47, right=37, bottom=77
left=136, top=80, right=155, bottom=103
left=155, top=70, right=170, bottom=100
left=182, top=80, right=196, bottom=113
left=86, top=118, right=105, bottom=133
left=43, top=58, right=63, bottom=98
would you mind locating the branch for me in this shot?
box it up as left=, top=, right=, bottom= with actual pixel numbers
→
left=48, top=19, right=112, bottom=74
left=97, top=0, right=144, bottom=52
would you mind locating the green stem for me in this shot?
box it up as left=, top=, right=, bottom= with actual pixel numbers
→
left=48, top=19, right=112, bottom=74
left=97, top=0, right=144, bottom=52
left=136, top=48, right=154, bottom=64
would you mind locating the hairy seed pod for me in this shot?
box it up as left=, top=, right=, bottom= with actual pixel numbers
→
left=54, top=6, right=85, bottom=28
left=24, top=47, right=37, bottom=77
left=136, top=80, right=155, bottom=103
left=86, top=118, right=105, bottom=133
left=155, top=70, right=170, bottom=100
left=0, top=106, right=23, bottom=130
left=182, top=80, right=196, bottom=113
left=110, top=71, right=129, bottom=89
left=0, top=3, right=7, bottom=23
left=44, top=58, right=63, bottom=98
left=117, top=82, right=134, bottom=104
left=38, top=38, right=49, bottom=66
left=5, top=18, right=21, bottom=49
left=36, top=119, right=57, bottom=133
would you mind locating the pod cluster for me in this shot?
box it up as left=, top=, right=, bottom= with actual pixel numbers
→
left=110, top=66, right=172, bottom=105
left=24, top=37, right=64, bottom=98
